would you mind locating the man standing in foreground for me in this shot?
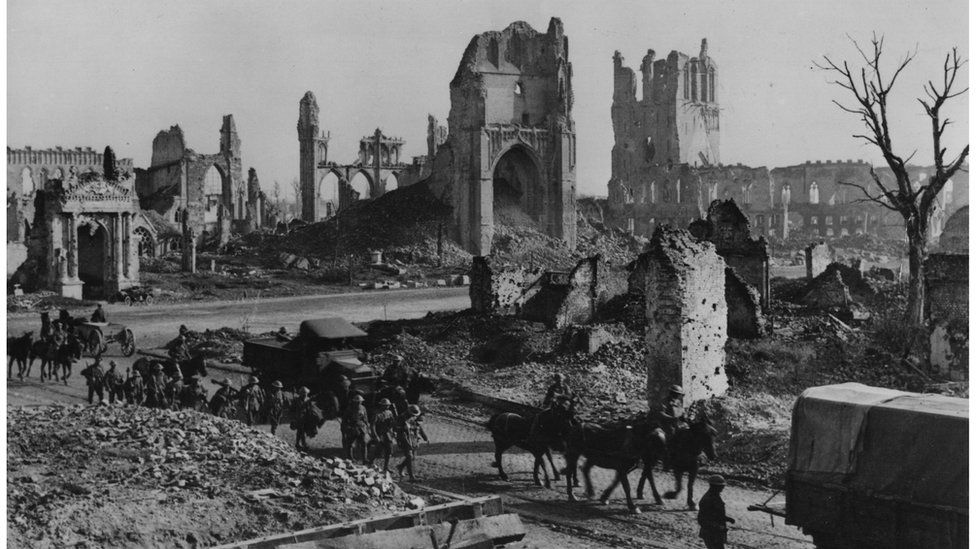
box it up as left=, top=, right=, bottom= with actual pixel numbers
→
left=698, top=475, right=735, bottom=549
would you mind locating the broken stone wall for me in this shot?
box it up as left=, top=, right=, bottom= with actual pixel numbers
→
left=725, top=267, right=765, bottom=338
left=691, top=199, right=770, bottom=309
left=644, top=226, right=728, bottom=405
left=925, top=253, right=968, bottom=380
left=521, top=256, right=605, bottom=328
left=802, top=270, right=852, bottom=308
left=469, top=256, right=542, bottom=314
left=805, top=241, right=833, bottom=279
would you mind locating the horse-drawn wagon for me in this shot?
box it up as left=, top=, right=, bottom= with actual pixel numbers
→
left=74, top=322, right=136, bottom=357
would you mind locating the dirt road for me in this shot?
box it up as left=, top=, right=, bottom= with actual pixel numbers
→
left=6, top=286, right=469, bottom=347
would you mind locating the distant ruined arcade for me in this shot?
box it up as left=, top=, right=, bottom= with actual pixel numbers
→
left=426, top=18, right=578, bottom=256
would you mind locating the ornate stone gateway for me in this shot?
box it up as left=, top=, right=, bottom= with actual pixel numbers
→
left=26, top=169, right=148, bottom=299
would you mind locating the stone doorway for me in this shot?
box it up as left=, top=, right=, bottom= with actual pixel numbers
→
left=492, top=146, right=542, bottom=229
left=78, top=222, right=108, bottom=299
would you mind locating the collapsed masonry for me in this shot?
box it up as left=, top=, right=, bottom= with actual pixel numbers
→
left=468, top=255, right=620, bottom=329
left=924, top=253, right=968, bottom=380
left=643, top=226, right=728, bottom=405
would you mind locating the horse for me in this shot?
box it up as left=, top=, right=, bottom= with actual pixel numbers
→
left=7, top=331, right=33, bottom=379
left=29, top=336, right=60, bottom=382
left=651, top=413, right=718, bottom=510
left=486, top=411, right=566, bottom=488
left=562, top=421, right=650, bottom=514
left=54, top=334, right=83, bottom=384
left=594, top=418, right=669, bottom=506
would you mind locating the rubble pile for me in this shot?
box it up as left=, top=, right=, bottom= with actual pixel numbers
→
left=166, top=327, right=279, bottom=363
left=7, top=405, right=409, bottom=548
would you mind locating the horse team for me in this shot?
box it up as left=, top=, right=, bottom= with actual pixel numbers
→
left=487, top=396, right=717, bottom=514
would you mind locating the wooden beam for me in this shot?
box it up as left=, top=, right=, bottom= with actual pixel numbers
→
left=278, top=514, right=525, bottom=549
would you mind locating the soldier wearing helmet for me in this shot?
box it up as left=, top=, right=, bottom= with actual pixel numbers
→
left=209, top=378, right=238, bottom=418
left=542, top=373, right=574, bottom=409
left=290, top=386, right=322, bottom=451
left=265, top=380, right=287, bottom=435
left=238, top=375, right=265, bottom=426
left=656, top=384, right=687, bottom=438
left=103, top=360, right=124, bottom=404
left=697, top=475, right=735, bottom=549
left=382, top=354, right=413, bottom=389
left=341, top=393, right=371, bottom=464
left=395, top=404, right=429, bottom=481
left=370, top=398, right=397, bottom=473
left=165, top=369, right=185, bottom=411
left=390, top=385, right=410, bottom=419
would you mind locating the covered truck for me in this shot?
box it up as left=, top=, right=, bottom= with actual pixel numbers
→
left=784, top=383, right=967, bottom=549
left=242, top=318, right=379, bottom=405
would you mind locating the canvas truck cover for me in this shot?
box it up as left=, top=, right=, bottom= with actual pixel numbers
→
left=788, top=383, right=968, bottom=511
left=298, top=318, right=368, bottom=340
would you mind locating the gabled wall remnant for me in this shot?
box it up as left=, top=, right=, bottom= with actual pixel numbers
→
left=804, top=241, right=834, bottom=280
left=691, top=199, right=770, bottom=309
left=802, top=270, right=852, bottom=308
left=725, top=267, right=765, bottom=338
left=643, top=226, right=727, bottom=405
left=937, top=206, right=968, bottom=253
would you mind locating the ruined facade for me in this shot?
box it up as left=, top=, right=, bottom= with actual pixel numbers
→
left=297, top=92, right=436, bottom=222
left=689, top=199, right=770, bottom=309
left=13, top=167, right=154, bottom=298
left=804, top=241, right=834, bottom=280
left=521, top=256, right=602, bottom=328
left=643, top=226, right=728, bottom=405
left=605, top=40, right=967, bottom=241
left=135, top=116, right=265, bottom=242
left=427, top=19, right=577, bottom=255
left=469, top=256, right=543, bottom=314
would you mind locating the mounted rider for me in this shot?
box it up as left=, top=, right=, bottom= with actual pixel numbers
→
left=382, top=354, right=413, bottom=389
left=655, top=385, right=687, bottom=438
left=542, top=373, right=574, bottom=409
left=169, top=334, right=192, bottom=363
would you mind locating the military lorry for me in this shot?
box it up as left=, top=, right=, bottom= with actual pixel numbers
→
left=752, top=383, right=967, bottom=549
left=242, top=318, right=380, bottom=405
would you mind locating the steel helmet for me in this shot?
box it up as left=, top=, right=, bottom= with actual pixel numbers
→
left=249, top=376, right=259, bottom=384
left=108, top=360, right=117, bottom=368
left=708, top=475, right=726, bottom=486
left=378, top=398, right=392, bottom=407
left=668, top=385, right=684, bottom=396
left=351, top=394, right=365, bottom=403
left=271, top=380, right=283, bottom=389
left=153, top=363, right=163, bottom=371
left=395, top=386, right=406, bottom=396
left=407, top=404, right=421, bottom=417
left=297, top=386, right=310, bottom=395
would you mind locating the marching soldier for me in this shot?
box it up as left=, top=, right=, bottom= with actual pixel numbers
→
left=103, top=360, right=124, bottom=404
left=181, top=375, right=209, bottom=411
left=698, top=475, right=735, bottom=549
left=395, top=404, right=429, bottom=481
left=82, top=357, right=106, bottom=405
left=390, top=386, right=410, bottom=419
left=542, top=373, right=574, bottom=409
left=290, top=386, right=320, bottom=451
left=341, top=393, right=371, bottom=464
left=166, top=370, right=185, bottom=410
left=239, top=376, right=265, bottom=426
left=265, top=380, right=287, bottom=435
left=124, top=367, right=144, bottom=405
left=370, top=398, right=396, bottom=473
left=210, top=378, right=238, bottom=417
left=147, top=363, right=168, bottom=408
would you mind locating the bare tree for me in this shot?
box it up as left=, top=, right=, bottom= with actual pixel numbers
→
left=289, top=177, right=302, bottom=221
left=272, top=180, right=281, bottom=208
left=818, top=34, right=968, bottom=325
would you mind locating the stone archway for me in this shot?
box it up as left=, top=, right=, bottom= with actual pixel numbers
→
left=78, top=221, right=109, bottom=299
left=491, top=145, right=543, bottom=229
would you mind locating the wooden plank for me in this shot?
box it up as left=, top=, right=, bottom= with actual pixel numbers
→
left=211, top=496, right=505, bottom=549
left=278, top=514, right=525, bottom=549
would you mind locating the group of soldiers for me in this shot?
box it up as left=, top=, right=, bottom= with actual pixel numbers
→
left=541, top=373, right=735, bottom=549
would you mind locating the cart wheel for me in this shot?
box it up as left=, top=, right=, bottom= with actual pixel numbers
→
left=144, top=295, right=155, bottom=306
left=124, top=296, right=133, bottom=307
left=87, top=330, right=105, bottom=357
left=121, top=329, right=136, bottom=357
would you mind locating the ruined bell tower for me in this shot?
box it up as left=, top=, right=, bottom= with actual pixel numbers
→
left=298, top=91, right=330, bottom=222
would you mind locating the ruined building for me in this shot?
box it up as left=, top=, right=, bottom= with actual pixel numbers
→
left=136, top=115, right=267, bottom=242
left=8, top=149, right=158, bottom=298
left=605, top=40, right=967, bottom=242
left=297, top=92, right=438, bottom=222
left=427, top=18, right=577, bottom=255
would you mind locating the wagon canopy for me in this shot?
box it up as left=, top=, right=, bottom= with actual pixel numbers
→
left=298, top=318, right=367, bottom=340
left=789, top=383, right=968, bottom=511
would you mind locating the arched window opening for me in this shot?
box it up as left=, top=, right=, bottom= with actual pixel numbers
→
left=809, top=181, right=820, bottom=204
left=21, top=168, right=35, bottom=195
left=349, top=172, right=372, bottom=201
left=134, top=227, right=155, bottom=258
left=203, top=165, right=224, bottom=223
left=319, top=172, right=341, bottom=219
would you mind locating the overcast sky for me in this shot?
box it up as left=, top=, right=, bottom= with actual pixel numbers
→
left=7, top=0, right=969, bottom=198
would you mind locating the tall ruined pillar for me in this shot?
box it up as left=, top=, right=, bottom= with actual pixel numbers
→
left=643, top=226, right=728, bottom=405
left=114, top=213, right=124, bottom=286
left=298, top=91, right=327, bottom=222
